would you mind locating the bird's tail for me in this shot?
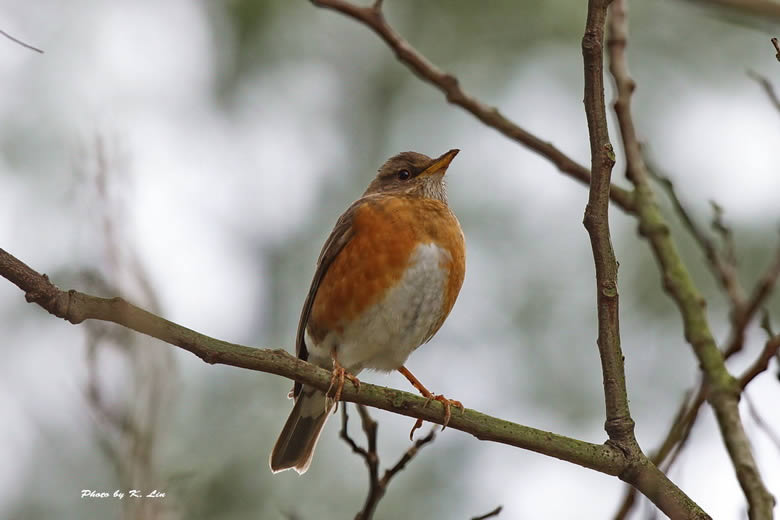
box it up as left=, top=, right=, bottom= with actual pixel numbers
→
left=269, top=386, right=332, bottom=474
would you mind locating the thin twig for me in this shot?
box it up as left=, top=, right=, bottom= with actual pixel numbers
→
left=341, top=404, right=435, bottom=520
left=772, top=37, right=780, bottom=62
left=739, top=334, right=780, bottom=387
left=747, top=70, right=780, bottom=113
left=629, top=165, right=780, bottom=519
left=612, top=386, right=704, bottom=520
left=340, top=405, right=370, bottom=458
left=744, top=392, right=780, bottom=455
left=647, top=163, right=745, bottom=309
left=0, top=28, right=43, bottom=53
left=379, top=429, right=435, bottom=486
left=310, top=0, right=635, bottom=212
left=471, top=505, right=503, bottom=520
left=709, top=202, right=737, bottom=268
left=75, top=137, right=172, bottom=520
left=617, top=326, right=780, bottom=517
left=725, top=243, right=780, bottom=357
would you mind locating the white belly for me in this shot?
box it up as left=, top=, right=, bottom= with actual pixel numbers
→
left=306, top=242, right=450, bottom=372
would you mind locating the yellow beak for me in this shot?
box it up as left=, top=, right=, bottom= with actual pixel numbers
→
left=419, top=149, right=459, bottom=177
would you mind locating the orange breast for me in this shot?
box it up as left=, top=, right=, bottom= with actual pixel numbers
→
left=310, top=195, right=465, bottom=336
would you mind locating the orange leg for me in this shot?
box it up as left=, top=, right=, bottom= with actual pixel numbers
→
left=326, top=350, right=360, bottom=413
left=397, top=366, right=464, bottom=439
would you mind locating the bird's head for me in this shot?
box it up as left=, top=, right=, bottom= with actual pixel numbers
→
left=363, top=149, right=459, bottom=203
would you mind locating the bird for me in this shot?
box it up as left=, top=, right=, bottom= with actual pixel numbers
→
left=269, top=149, right=466, bottom=475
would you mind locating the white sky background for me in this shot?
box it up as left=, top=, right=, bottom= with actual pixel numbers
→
left=0, top=1, right=779, bottom=519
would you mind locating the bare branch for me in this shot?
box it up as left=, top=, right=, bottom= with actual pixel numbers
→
left=617, top=326, right=780, bottom=518
left=647, top=164, right=745, bottom=309
left=0, top=28, right=43, bottom=53
left=583, top=0, right=633, bottom=443
left=1, top=244, right=711, bottom=517
left=380, top=428, right=435, bottom=486
left=773, top=37, right=780, bottom=62
left=709, top=202, right=737, bottom=270
left=342, top=405, right=435, bottom=520
left=635, top=162, right=780, bottom=518
left=587, top=3, right=713, bottom=518
left=744, top=392, right=780, bottom=455
left=725, top=243, right=780, bottom=357
left=739, top=334, right=780, bottom=387
left=647, top=156, right=780, bottom=359
left=606, top=0, right=774, bottom=516
left=310, top=0, right=636, bottom=212
left=340, top=405, right=370, bottom=459
left=471, top=505, right=503, bottom=520
left=760, top=309, right=774, bottom=336
left=613, top=389, right=706, bottom=520
left=748, top=70, right=780, bottom=113
left=0, top=246, right=630, bottom=474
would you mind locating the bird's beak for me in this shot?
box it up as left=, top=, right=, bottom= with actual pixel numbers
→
left=419, top=149, right=459, bottom=177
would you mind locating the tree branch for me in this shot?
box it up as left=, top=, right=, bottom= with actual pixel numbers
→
left=648, top=161, right=780, bottom=358
left=606, top=1, right=776, bottom=517
left=582, top=3, right=711, bottom=518
left=739, top=334, right=780, bottom=388
left=341, top=404, right=436, bottom=520
left=648, top=165, right=745, bottom=309
left=744, top=391, right=780, bottom=455
left=0, top=246, right=628, bottom=474
left=1, top=240, right=710, bottom=517
left=748, top=70, right=780, bottom=113
left=616, top=327, right=780, bottom=519
left=725, top=242, right=780, bottom=357
left=471, top=505, right=503, bottom=520
left=582, top=0, right=632, bottom=444
left=0, top=28, right=43, bottom=53
left=310, top=0, right=636, bottom=213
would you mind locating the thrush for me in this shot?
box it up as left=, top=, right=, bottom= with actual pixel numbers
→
left=269, top=149, right=466, bottom=474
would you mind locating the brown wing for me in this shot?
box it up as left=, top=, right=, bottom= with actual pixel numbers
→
left=292, top=199, right=363, bottom=396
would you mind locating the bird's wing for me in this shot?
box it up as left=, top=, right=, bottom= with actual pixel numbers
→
left=292, top=198, right=364, bottom=395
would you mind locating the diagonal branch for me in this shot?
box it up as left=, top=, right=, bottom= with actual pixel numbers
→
left=310, top=0, right=635, bottom=213
left=725, top=243, right=780, bottom=357
left=648, top=162, right=780, bottom=358
left=0, top=28, right=44, bottom=53
left=648, top=165, right=745, bottom=308
left=1, top=244, right=709, bottom=518
left=615, top=328, right=780, bottom=519
left=471, top=505, right=504, bottom=520
left=739, top=334, right=780, bottom=388
left=606, top=1, right=776, bottom=518
left=744, top=391, right=780, bottom=455
left=0, top=246, right=625, bottom=474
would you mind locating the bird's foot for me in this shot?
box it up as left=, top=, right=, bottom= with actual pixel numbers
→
left=409, top=394, right=464, bottom=440
left=398, top=365, right=463, bottom=439
left=326, top=356, right=360, bottom=413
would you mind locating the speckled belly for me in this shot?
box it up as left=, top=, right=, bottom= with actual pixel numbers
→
left=306, top=242, right=450, bottom=372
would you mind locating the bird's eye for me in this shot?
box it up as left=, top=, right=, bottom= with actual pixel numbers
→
left=398, top=169, right=411, bottom=180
